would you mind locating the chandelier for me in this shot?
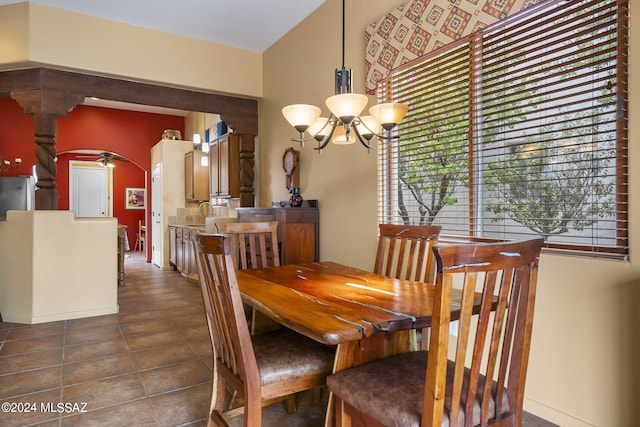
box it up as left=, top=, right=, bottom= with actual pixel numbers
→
left=282, top=0, right=408, bottom=153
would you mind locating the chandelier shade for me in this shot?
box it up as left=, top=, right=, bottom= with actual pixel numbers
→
left=369, top=103, right=409, bottom=130
left=307, top=117, right=332, bottom=140
left=282, top=104, right=322, bottom=133
left=325, top=93, right=369, bottom=125
left=331, top=124, right=355, bottom=145
left=355, top=115, right=381, bottom=140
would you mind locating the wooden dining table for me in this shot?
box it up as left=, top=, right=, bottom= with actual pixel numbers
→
left=236, top=261, right=476, bottom=427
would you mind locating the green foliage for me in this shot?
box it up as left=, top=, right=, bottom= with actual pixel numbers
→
left=484, top=142, right=615, bottom=238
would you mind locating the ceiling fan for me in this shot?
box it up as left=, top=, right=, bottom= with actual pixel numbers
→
left=75, top=152, right=130, bottom=167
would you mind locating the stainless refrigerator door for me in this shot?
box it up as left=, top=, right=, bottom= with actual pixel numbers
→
left=0, top=176, right=35, bottom=217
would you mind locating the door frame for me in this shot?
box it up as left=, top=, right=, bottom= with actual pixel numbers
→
left=152, top=163, right=162, bottom=267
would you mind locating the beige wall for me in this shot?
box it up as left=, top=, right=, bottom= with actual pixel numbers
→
left=261, top=0, right=383, bottom=269
left=0, top=3, right=29, bottom=64
left=0, top=2, right=263, bottom=99
left=261, top=0, right=640, bottom=426
left=0, top=211, right=118, bottom=324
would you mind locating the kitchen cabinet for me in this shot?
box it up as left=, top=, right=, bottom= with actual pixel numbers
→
left=237, top=201, right=319, bottom=264
left=169, top=226, right=177, bottom=267
left=170, top=225, right=199, bottom=281
left=117, top=225, right=126, bottom=286
left=183, top=228, right=197, bottom=280
left=185, top=151, right=209, bottom=201
left=175, top=226, right=184, bottom=273
left=209, top=133, right=240, bottom=198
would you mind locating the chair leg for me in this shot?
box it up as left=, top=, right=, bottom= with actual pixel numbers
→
left=335, top=396, right=348, bottom=427
left=337, top=397, right=385, bottom=427
left=283, top=394, right=297, bottom=414
left=133, top=234, right=145, bottom=252
left=311, top=387, right=324, bottom=405
left=208, top=409, right=230, bottom=427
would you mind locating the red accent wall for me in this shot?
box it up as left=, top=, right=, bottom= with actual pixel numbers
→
left=0, top=97, right=185, bottom=260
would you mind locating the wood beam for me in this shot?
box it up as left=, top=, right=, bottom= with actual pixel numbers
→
left=0, top=68, right=258, bottom=134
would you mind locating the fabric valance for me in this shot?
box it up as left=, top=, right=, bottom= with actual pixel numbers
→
left=364, top=0, right=545, bottom=94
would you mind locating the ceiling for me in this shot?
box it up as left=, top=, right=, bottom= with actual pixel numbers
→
left=2, top=0, right=325, bottom=52
left=1, top=1, right=326, bottom=116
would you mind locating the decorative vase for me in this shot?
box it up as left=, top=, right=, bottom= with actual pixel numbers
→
left=289, top=187, right=303, bottom=207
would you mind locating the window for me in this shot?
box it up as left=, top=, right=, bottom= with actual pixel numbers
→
left=377, top=0, right=628, bottom=258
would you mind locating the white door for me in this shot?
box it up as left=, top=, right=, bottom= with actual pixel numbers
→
left=152, top=164, right=162, bottom=266
left=70, top=161, right=111, bottom=217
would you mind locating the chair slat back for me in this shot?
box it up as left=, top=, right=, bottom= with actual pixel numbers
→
left=216, top=221, right=280, bottom=270
left=193, top=233, right=261, bottom=408
left=424, top=238, right=544, bottom=427
left=374, top=224, right=441, bottom=282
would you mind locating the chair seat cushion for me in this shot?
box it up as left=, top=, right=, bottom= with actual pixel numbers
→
left=252, top=328, right=335, bottom=386
left=326, top=350, right=509, bottom=427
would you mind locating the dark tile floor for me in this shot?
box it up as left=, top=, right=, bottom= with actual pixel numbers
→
left=0, top=252, right=557, bottom=427
left=0, top=252, right=212, bottom=427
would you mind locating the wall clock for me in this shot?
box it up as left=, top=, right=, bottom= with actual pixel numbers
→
left=282, top=147, right=300, bottom=190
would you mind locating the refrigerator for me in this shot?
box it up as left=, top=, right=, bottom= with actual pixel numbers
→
left=0, top=176, right=36, bottom=217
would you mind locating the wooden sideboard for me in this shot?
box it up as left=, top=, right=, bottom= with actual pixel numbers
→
left=168, top=201, right=319, bottom=280
left=236, top=201, right=319, bottom=264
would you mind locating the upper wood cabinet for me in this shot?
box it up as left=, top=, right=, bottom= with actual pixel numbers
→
left=185, top=151, right=210, bottom=201
left=209, top=133, right=240, bottom=198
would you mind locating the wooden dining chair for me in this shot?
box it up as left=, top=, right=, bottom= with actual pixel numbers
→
left=133, top=219, right=146, bottom=252
left=374, top=223, right=441, bottom=283
left=215, top=221, right=280, bottom=334
left=375, top=223, right=441, bottom=349
left=215, top=221, right=280, bottom=270
left=193, top=232, right=335, bottom=427
left=327, top=238, right=545, bottom=427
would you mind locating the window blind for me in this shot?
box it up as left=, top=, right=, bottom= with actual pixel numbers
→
left=377, top=0, right=628, bottom=258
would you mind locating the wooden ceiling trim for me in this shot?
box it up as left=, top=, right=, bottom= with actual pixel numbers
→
left=0, top=67, right=258, bottom=134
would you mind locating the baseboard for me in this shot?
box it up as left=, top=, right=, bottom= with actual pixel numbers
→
left=524, top=397, right=593, bottom=427
left=3, top=305, right=120, bottom=325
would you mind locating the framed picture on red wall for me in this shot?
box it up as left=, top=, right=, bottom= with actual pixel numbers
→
left=125, top=187, right=145, bottom=210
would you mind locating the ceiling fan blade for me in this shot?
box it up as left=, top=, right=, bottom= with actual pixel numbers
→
left=99, top=152, right=129, bottom=162
left=69, top=152, right=130, bottom=163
